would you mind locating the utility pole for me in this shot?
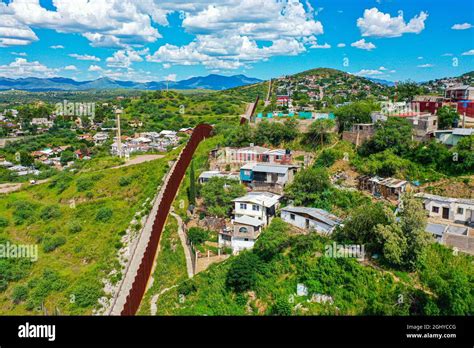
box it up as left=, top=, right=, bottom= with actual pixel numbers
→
left=116, top=111, right=122, bottom=158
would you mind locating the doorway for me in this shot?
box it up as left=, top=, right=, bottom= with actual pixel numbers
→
left=442, top=207, right=449, bottom=219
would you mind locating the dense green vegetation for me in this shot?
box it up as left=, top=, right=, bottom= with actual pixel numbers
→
left=0, top=152, right=175, bottom=314
left=150, top=218, right=472, bottom=315
left=285, top=165, right=371, bottom=218
left=354, top=118, right=474, bottom=181
left=200, top=177, right=246, bottom=217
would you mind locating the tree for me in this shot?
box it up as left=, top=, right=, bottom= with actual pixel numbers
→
left=452, top=135, right=474, bottom=173
left=360, top=117, right=413, bottom=156
left=254, top=218, right=289, bottom=261
left=394, top=80, right=426, bottom=102
left=225, top=251, right=261, bottom=292
left=254, top=120, right=298, bottom=146
left=19, top=151, right=33, bottom=167
left=285, top=167, right=330, bottom=206
left=188, top=160, right=196, bottom=205
left=334, top=202, right=392, bottom=254
left=436, top=106, right=459, bottom=130
left=60, top=149, right=75, bottom=166
left=201, top=177, right=246, bottom=217
left=187, top=227, right=208, bottom=245
left=305, top=119, right=336, bottom=147
left=334, top=101, right=377, bottom=132
left=375, top=193, right=431, bottom=270
left=224, top=123, right=253, bottom=147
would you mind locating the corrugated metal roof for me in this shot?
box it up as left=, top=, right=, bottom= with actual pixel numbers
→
left=416, top=193, right=474, bottom=206
left=452, top=128, right=474, bottom=136
left=198, top=171, right=239, bottom=180
left=233, top=192, right=281, bottom=207
left=282, top=206, right=342, bottom=227
left=252, top=163, right=298, bottom=174
left=233, top=215, right=264, bottom=227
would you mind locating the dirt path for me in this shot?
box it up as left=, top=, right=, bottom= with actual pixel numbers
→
left=149, top=285, right=178, bottom=315
left=112, top=154, right=165, bottom=169
left=170, top=210, right=194, bottom=278
left=0, top=178, right=50, bottom=194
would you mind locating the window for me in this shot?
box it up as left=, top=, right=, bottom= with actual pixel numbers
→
left=244, top=238, right=249, bottom=241
left=457, top=207, right=464, bottom=215
left=244, top=170, right=251, bottom=176
left=432, top=206, right=439, bottom=213
left=252, top=204, right=260, bottom=211
left=239, top=227, right=248, bottom=233
left=240, top=203, right=247, bottom=210
left=290, top=213, right=295, bottom=220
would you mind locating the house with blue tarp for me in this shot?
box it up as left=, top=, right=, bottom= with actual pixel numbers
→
left=240, top=163, right=299, bottom=193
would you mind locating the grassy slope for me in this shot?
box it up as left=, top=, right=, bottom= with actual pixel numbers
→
left=138, top=215, right=187, bottom=315
left=151, top=219, right=473, bottom=316
left=138, top=135, right=226, bottom=315
left=151, top=220, right=413, bottom=316
left=0, top=153, right=175, bottom=315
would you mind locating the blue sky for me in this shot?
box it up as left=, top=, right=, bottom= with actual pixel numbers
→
left=0, top=0, right=473, bottom=82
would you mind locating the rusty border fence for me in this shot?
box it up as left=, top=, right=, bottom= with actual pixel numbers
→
left=120, top=124, right=213, bottom=315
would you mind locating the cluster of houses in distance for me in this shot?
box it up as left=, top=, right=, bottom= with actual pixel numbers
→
left=343, top=86, right=474, bottom=147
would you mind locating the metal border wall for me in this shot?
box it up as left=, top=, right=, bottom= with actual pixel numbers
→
left=120, top=124, right=213, bottom=315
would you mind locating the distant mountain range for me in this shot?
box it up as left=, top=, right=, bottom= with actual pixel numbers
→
left=0, top=74, right=262, bottom=92
left=366, top=78, right=396, bottom=87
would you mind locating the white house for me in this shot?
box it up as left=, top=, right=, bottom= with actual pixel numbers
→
left=219, top=215, right=265, bottom=253
left=93, top=132, right=109, bottom=145
left=281, top=206, right=342, bottom=235
left=233, top=192, right=281, bottom=227
left=416, top=193, right=474, bottom=226
left=31, top=118, right=54, bottom=128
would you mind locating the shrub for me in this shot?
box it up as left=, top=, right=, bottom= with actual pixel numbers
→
left=270, top=297, right=292, bottom=316
left=95, top=207, right=113, bottom=222
left=177, top=280, right=197, bottom=296
left=76, top=177, right=94, bottom=192
left=226, top=251, right=261, bottom=292
left=0, top=217, right=9, bottom=228
left=187, top=227, right=209, bottom=245
left=67, top=221, right=83, bottom=234
left=10, top=200, right=36, bottom=225
left=0, top=279, right=8, bottom=292
left=70, top=281, right=103, bottom=308
left=40, top=205, right=62, bottom=221
left=42, top=236, right=66, bottom=253
left=11, top=285, right=28, bottom=304
left=119, top=176, right=132, bottom=187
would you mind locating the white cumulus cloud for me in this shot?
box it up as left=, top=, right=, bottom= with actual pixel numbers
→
left=0, top=58, right=58, bottom=78
left=452, top=23, right=472, bottom=30
left=357, top=8, right=428, bottom=38
left=69, top=54, right=101, bottom=62
left=351, top=39, right=376, bottom=50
